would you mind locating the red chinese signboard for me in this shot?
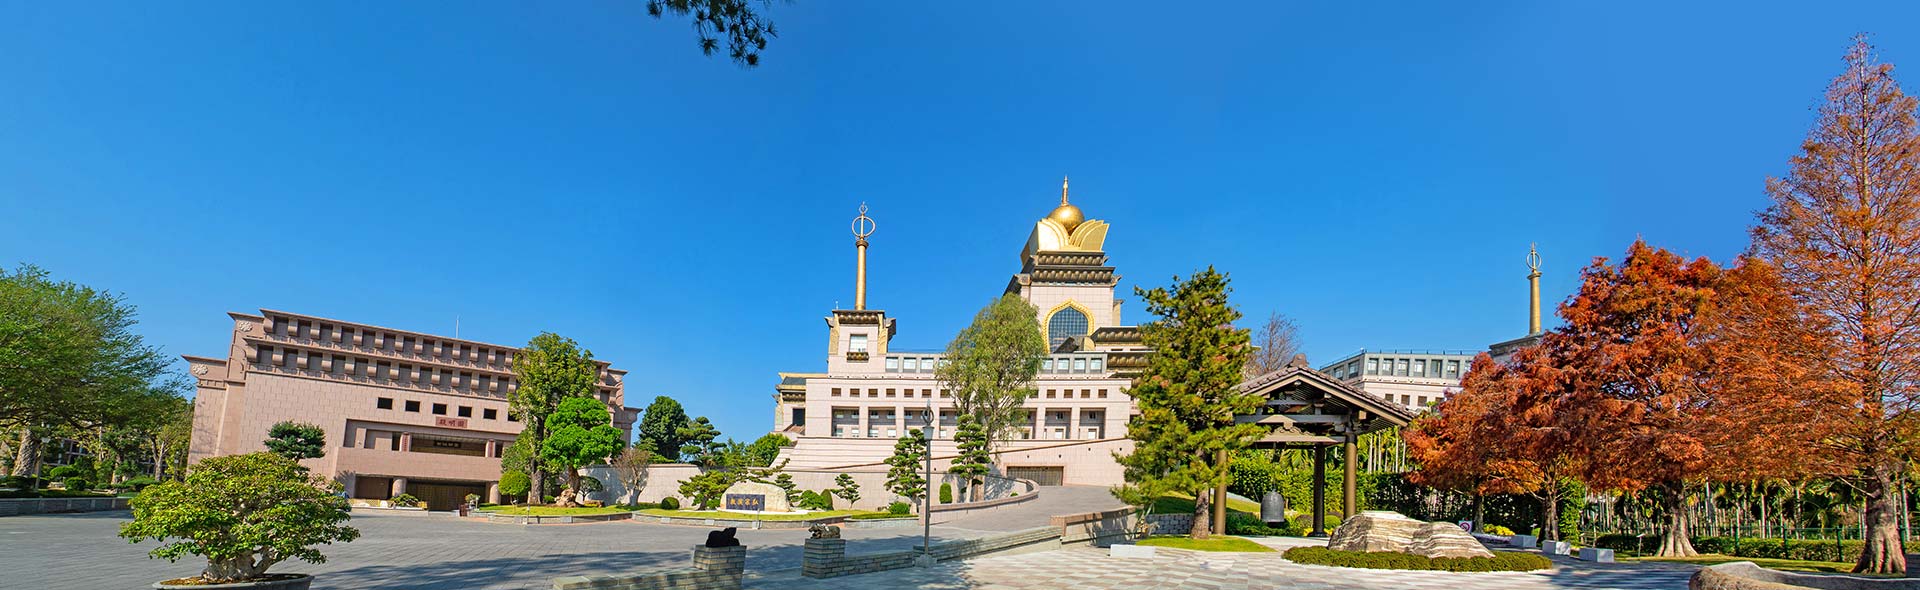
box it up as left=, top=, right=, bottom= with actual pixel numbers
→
left=435, top=417, right=468, bottom=428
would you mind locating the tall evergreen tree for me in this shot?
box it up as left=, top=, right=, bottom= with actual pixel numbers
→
left=885, top=429, right=929, bottom=503
left=541, top=397, right=625, bottom=493
left=637, top=396, right=691, bottom=462
left=677, top=416, right=723, bottom=466
left=508, top=333, right=600, bottom=505
left=1751, top=36, right=1920, bottom=574
left=950, top=415, right=991, bottom=502
left=935, top=294, right=1048, bottom=446
left=1113, top=267, right=1258, bottom=539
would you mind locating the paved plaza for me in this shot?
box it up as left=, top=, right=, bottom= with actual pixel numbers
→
left=1, top=486, right=1698, bottom=590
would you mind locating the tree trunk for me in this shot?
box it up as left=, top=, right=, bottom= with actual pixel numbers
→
left=526, top=419, right=545, bottom=505
left=1657, top=483, right=1698, bottom=557
left=12, top=430, right=40, bottom=479
left=203, top=554, right=275, bottom=583
left=1856, top=465, right=1907, bottom=574
left=1473, top=492, right=1486, bottom=534
left=1541, top=490, right=1561, bottom=542
left=1192, top=487, right=1215, bottom=540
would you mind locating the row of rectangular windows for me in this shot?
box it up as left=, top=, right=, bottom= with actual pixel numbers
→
left=830, top=387, right=1110, bottom=399
left=270, top=317, right=516, bottom=370
left=1327, top=358, right=1467, bottom=380
left=881, top=356, right=1106, bottom=374
left=372, top=397, right=515, bottom=421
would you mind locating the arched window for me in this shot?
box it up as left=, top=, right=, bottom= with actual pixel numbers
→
left=1047, top=307, right=1089, bottom=348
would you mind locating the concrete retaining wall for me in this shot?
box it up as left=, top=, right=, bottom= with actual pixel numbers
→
left=1146, top=513, right=1193, bottom=535
left=0, top=496, right=130, bottom=517
left=1052, top=506, right=1138, bottom=547
left=802, top=526, right=1064, bottom=579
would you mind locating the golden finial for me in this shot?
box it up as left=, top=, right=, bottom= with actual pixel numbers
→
left=1527, top=243, right=1541, bottom=273
left=852, top=202, right=875, bottom=241
left=1061, top=176, right=1070, bottom=205
left=1048, top=177, right=1084, bottom=232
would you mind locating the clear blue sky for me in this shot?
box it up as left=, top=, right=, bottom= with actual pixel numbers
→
left=4, top=2, right=1914, bottom=441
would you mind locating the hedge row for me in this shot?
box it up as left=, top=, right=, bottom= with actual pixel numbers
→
left=1282, top=547, right=1553, bottom=572
left=1591, top=534, right=1862, bottom=562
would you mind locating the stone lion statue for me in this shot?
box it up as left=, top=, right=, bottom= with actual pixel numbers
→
left=808, top=524, right=841, bottom=539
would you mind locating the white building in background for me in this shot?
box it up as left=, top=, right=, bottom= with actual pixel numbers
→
left=770, top=180, right=1147, bottom=487
left=1316, top=349, right=1479, bottom=412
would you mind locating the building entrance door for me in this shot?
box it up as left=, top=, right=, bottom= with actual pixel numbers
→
left=409, top=481, right=486, bottom=511
left=1005, top=466, right=1065, bottom=486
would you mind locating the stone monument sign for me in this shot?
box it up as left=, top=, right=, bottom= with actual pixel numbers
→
left=721, top=480, right=792, bottom=512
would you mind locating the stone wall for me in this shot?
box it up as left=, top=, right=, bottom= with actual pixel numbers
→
left=1146, top=513, right=1193, bottom=536
left=579, top=466, right=1034, bottom=513
left=0, top=497, right=130, bottom=517
left=551, top=545, right=744, bottom=590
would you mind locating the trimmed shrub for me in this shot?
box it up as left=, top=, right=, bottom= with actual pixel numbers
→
left=939, top=482, right=954, bottom=504
left=797, top=490, right=835, bottom=511
left=887, top=501, right=912, bottom=515
left=47, top=465, right=80, bottom=480
left=63, top=477, right=94, bottom=491
left=120, top=476, right=161, bottom=492
left=658, top=496, right=681, bottom=510
left=1283, top=547, right=1552, bottom=572
left=390, top=493, right=420, bottom=507
left=1227, top=513, right=1297, bottom=536
left=1481, top=524, right=1515, bottom=536
left=464, top=493, right=481, bottom=507
left=498, top=471, right=531, bottom=498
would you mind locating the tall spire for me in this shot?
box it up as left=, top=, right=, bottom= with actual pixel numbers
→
left=852, top=203, right=876, bottom=310
left=1527, top=243, right=1542, bottom=335
left=1061, top=176, right=1070, bottom=205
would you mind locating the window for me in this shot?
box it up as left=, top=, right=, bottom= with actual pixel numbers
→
left=1396, top=359, right=1410, bottom=376
left=1090, top=358, right=1103, bottom=371
left=404, top=400, right=421, bottom=412
left=1098, top=389, right=1108, bottom=398
left=903, top=358, right=917, bottom=371
left=1047, top=307, right=1089, bottom=348
left=507, top=413, right=519, bottom=422
left=1411, top=361, right=1426, bottom=376
left=1417, top=396, right=1429, bottom=406
left=831, top=387, right=842, bottom=396
left=1046, top=389, right=1055, bottom=398
left=458, top=406, right=472, bottom=418
left=377, top=397, right=394, bottom=410
left=432, top=403, right=448, bottom=415
left=1081, top=389, right=1091, bottom=399
left=886, top=357, right=899, bottom=371
left=885, top=388, right=896, bottom=397
left=1073, top=358, right=1087, bottom=371
left=483, top=408, right=498, bottom=420
left=1043, top=359, right=1054, bottom=371
left=849, top=334, right=869, bottom=353
left=1365, top=359, right=1378, bottom=374
left=1445, top=360, right=1460, bottom=377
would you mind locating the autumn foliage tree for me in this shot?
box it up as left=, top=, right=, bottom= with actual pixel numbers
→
left=1749, top=36, right=1920, bottom=574
left=1411, top=347, right=1584, bottom=542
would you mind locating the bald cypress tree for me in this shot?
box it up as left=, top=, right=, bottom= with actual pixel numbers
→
left=1113, top=267, right=1260, bottom=539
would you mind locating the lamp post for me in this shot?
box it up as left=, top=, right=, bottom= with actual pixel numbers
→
left=921, top=397, right=935, bottom=566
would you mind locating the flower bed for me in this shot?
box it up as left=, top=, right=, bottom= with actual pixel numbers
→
left=1282, top=547, right=1553, bottom=572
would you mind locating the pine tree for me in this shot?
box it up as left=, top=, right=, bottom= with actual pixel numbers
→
left=950, top=415, right=991, bottom=502
left=508, top=333, right=601, bottom=505
left=833, top=473, right=861, bottom=505
left=1112, top=267, right=1259, bottom=539
left=885, top=429, right=929, bottom=504
left=263, top=421, right=326, bottom=461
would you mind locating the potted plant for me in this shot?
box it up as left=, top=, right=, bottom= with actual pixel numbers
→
left=119, top=452, right=359, bottom=589
left=462, top=493, right=481, bottom=516
left=389, top=493, right=420, bottom=509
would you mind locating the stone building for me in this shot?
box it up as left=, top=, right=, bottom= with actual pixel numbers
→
left=184, top=310, right=638, bottom=509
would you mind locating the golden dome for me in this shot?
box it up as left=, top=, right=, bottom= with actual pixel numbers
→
left=1048, top=176, right=1084, bottom=232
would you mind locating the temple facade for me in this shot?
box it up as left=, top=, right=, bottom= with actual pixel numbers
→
left=771, top=181, right=1146, bottom=487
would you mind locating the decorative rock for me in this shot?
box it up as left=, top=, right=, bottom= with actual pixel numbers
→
left=1511, top=534, right=1538, bottom=548
left=1577, top=547, right=1615, bottom=563
left=1110, top=544, right=1158, bottom=558
left=1542, top=540, right=1571, bottom=556
left=1328, top=512, right=1424, bottom=553
left=1327, top=511, right=1492, bottom=559
left=1408, top=521, right=1495, bottom=559
left=721, top=480, right=792, bottom=513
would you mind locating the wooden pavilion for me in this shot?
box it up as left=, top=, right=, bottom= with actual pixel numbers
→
left=1208, top=355, right=1417, bottom=536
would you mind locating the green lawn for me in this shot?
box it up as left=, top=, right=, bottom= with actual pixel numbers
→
left=637, top=508, right=885, bottom=521
left=1137, top=535, right=1277, bottom=553
left=1624, top=554, right=1888, bottom=575
left=482, top=506, right=633, bottom=516
left=1154, top=493, right=1260, bottom=516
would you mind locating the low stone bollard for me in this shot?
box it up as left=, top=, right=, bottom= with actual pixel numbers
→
left=1110, top=544, right=1157, bottom=559
left=1541, top=541, right=1571, bottom=556
left=1576, top=547, right=1614, bottom=563
left=1510, top=534, right=1538, bottom=549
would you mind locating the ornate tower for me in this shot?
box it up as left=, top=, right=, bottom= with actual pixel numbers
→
left=1527, top=243, right=1542, bottom=335
left=1007, top=177, right=1121, bottom=351
left=826, top=203, right=893, bottom=374
left=853, top=203, right=874, bottom=310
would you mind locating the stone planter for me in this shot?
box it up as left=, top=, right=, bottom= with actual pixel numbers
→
left=150, top=574, right=313, bottom=590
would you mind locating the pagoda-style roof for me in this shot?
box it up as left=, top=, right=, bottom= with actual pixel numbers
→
left=1234, top=357, right=1416, bottom=446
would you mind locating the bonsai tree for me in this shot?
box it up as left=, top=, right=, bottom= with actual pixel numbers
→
left=119, top=452, right=359, bottom=584
left=832, top=473, right=861, bottom=505
left=264, top=421, right=327, bottom=461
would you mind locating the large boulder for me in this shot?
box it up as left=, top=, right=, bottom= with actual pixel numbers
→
left=720, top=480, right=793, bottom=513
left=1328, top=511, right=1424, bottom=553
left=1409, top=521, right=1495, bottom=559
left=1327, top=511, right=1494, bottom=559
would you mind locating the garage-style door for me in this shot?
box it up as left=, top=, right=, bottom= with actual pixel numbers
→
left=1005, top=466, right=1065, bottom=486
